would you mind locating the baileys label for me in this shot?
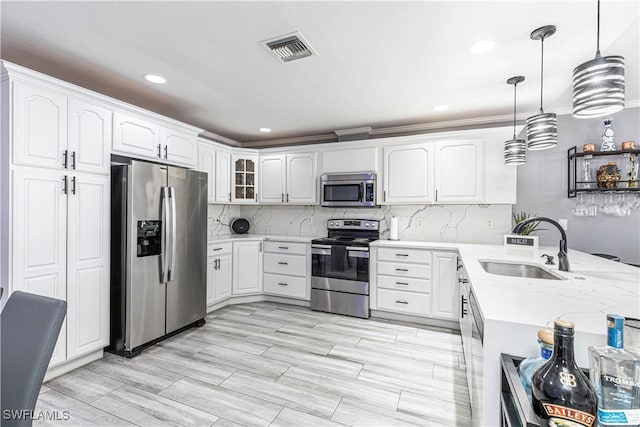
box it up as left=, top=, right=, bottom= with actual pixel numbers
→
left=541, top=403, right=596, bottom=427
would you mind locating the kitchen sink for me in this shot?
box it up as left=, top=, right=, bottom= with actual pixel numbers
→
left=478, top=260, right=566, bottom=280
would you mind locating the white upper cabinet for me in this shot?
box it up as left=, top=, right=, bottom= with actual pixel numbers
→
left=68, top=98, right=111, bottom=175
left=112, top=111, right=162, bottom=160
left=215, top=149, right=232, bottom=203
left=231, top=153, right=259, bottom=204
left=12, top=81, right=68, bottom=169
left=383, top=143, right=434, bottom=204
left=259, top=152, right=317, bottom=205
left=435, top=139, right=484, bottom=204
left=287, top=152, right=317, bottom=204
left=320, top=147, right=377, bottom=174
left=163, top=127, right=197, bottom=167
left=259, top=155, right=286, bottom=204
left=197, top=143, right=216, bottom=203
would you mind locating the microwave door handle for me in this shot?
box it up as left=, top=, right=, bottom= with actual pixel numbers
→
left=161, top=187, right=170, bottom=283
left=359, top=183, right=364, bottom=203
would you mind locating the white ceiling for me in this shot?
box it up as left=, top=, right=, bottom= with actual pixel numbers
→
left=2, top=1, right=639, bottom=145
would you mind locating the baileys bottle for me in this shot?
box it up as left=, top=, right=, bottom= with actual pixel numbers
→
left=532, top=319, right=598, bottom=426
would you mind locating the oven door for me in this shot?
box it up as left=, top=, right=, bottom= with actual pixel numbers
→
left=311, top=245, right=369, bottom=282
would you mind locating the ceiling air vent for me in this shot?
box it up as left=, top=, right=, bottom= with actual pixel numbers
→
left=260, top=32, right=317, bottom=63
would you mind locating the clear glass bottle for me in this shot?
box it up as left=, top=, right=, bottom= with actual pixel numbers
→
left=601, top=118, right=616, bottom=152
left=532, top=319, right=598, bottom=427
left=519, top=328, right=554, bottom=403
left=589, top=314, right=640, bottom=426
left=625, top=317, right=640, bottom=357
left=582, top=156, right=594, bottom=189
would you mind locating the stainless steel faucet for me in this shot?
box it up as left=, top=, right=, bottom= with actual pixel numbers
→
left=513, top=217, right=570, bottom=272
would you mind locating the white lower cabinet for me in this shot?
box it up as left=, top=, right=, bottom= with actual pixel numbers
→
left=431, top=251, right=460, bottom=320
left=232, top=241, right=263, bottom=295
left=373, top=246, right=460, bottom=323
left=262, top=241, right=309, bottom=300
left=11, top=167, right=109, bottom=367
left=206, top=243, right=232, bottom=308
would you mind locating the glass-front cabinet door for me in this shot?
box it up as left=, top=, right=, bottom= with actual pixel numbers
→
left=231, top=153, right=258, bottom=204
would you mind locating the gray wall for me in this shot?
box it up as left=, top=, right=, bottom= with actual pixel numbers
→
left=515, top=107, right=640, bottom=264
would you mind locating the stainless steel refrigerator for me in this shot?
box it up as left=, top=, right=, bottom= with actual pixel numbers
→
left=109, top=158, right=207, bottom=357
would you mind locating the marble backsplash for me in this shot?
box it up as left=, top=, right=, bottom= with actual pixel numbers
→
left=207, top=204, right=241, bottom=238
left=234, top=204, right=513, bottom=244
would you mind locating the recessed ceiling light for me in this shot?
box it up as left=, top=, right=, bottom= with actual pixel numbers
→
left=142, top=74, right=166, bottom=84
left=470, top=40, right=496, bottom=54
left=433, top=105, right=449, bottom=111
left=259, top=128, right=272, bottom=133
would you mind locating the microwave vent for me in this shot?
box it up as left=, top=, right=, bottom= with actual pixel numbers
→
left=261, top=32, right=317, bottom=63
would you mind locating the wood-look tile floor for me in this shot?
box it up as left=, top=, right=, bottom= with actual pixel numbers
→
left=36, top=302, right=471, bottom=426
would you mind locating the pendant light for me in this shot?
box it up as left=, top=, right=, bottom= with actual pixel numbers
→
left=504, top=76, right=526, bottom=166
left=572, top=0, right=625, bottom=118
left=526, top=25, right=558, bottom=151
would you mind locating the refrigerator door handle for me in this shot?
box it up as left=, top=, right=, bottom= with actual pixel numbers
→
left=161, top=187, right=170, bottom=283
left=168, top=186, right=177, bottom=281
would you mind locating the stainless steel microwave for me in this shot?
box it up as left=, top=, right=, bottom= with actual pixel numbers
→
left=320, top=173, right=377, bottom=207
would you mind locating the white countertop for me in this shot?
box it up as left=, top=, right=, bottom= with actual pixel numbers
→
left=208, top=234, right=320, bottom=244
left=371, top=239, right=640, bottom=336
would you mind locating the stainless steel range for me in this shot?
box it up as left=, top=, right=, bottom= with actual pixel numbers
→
left=310, top=219, right=379, bottom=318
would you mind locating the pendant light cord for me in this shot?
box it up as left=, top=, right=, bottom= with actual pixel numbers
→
left=513, top=82, right=518, bottom=139
left=596, top=0, right=601, bottom=57
left=539, top=36, right=545, bottom=114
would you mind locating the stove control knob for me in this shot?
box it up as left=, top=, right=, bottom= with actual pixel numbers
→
left=365, top=222, right=371, bottom=227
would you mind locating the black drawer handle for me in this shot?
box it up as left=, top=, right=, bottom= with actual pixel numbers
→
left=396, top=253, right=409, bottom=257
left=395, top=282, right=409, bottom=285
left=213, top=248, right=223, bottom=251
left=395, top=268, right=409, bottom=272
left=395, top=300, right=409, bottom=305
left=278, top=282, right=288, bottom=286
left=278, top=261, right=288, bottom=265
left=278, top=246, right=289, bottom=250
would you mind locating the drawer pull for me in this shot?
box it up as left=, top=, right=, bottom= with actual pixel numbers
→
left=213, top=247, right=223, bottom=251
left=395, top=282, right=409, bottom=286
left=278, top=282, right=288, bottom=286
left=396, top=253, right=409, bottom=257
left=278, top=246, right=289, bottom=250
left=395, top=268, right=409, bottom=272
left=278, top=261, right=288, bottom=265
left=395, top=300, right=409, bottom=305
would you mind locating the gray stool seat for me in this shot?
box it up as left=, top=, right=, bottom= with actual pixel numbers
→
left=1, top=291, right=67, bottom=427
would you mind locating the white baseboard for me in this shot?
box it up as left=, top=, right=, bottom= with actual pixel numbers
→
left=370, top=309, right=460, bottom=332
left=44, top=349, right=103, bottom=382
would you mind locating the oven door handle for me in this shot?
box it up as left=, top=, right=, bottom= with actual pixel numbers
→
left=347, top=250, right=369, bottom=259
left=311, top=248, right=331, bottom=256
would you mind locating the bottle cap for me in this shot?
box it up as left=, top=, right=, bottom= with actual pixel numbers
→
left=607, top=314, right=624, bottom=348
left=554, top=319, right=574, bottom=329
left=537, top=328, right=554, bottom=345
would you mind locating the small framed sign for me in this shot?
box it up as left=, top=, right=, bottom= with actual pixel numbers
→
left=504, top=234, right=539, bottom=249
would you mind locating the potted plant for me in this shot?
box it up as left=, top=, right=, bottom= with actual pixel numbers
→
left=512, top=211, right=545, bottom=235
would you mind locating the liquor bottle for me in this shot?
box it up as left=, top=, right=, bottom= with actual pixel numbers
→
left=589, top=314, right=640, bottom=426
left=519, top=328, right=554, bottom=403
left=601, top=118, right=616, bottom=152
left=532, top=319, right=598, bottom=426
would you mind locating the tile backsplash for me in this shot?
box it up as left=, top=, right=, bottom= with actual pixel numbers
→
left=232, top=204, right=512, bottom=244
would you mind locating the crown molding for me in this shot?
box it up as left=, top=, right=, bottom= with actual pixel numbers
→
left=198, top=130, right=242, bottom=147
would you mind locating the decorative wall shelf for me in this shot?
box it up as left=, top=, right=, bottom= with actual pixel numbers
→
left=567, top=146, right=640, bottom=198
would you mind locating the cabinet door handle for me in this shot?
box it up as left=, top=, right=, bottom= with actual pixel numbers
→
left=62, top=150, right=68, bottom=169
left=281, top=193, right=284, bottom=203
left=71, top=151, right=76, bottom=170
left=278, top=246, right=289, bottom=250
left=435, top=189, right=438, bottom=202
left=62, top=175, right=68, bottom=194
left=395, top=282, right=409, bottom=286
left=395, top=300, right=409, bottom=305
left=229, top=192, right=231, bottom=202
left=278, top=261, right=288, bottom=265
left=395, top=268, right=409, bottom=272
left=71, top=177, right=76, bottom=195
left=157, top=144, right=162, bottom=158
left=396, top=253, right=409, bottom=257
left=277, top=282, right=288, bottom=286
left=164, top=145, right=168, bottom=159
left=286, top=193, right=289, bottom=203
left=384, top=190, right=386, bottom=202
